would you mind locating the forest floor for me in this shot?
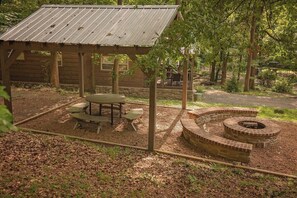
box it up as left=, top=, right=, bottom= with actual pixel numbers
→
left=2, top=86, right=296, bottom=175
left=1, top=86, right=297, bottom=197
left=1, top=131, right=296, bottom=197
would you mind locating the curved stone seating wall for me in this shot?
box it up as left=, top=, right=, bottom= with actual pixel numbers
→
left=188, top=107, right=258, bottom=127
left=181, top=119, right=253, bottom=163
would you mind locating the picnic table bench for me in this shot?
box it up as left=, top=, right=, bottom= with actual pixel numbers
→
left=122, top=108, right=144, bottom=131
left=71, top=112, right=110, bottom=133
left=66, top=102, right=89, bottom=113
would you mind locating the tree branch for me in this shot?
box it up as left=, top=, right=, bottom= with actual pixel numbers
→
left=264, top=30, right=281, bottom=42
left=221, top=0, right=246, bottom=23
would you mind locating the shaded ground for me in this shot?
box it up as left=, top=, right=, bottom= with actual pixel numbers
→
left=1, top=132, right=296, bottom=197
left=13, top=87, right=297, bottom=175
left=0, top=86, right=78, bottom=122
left=203, top=90, right=297, bottom=109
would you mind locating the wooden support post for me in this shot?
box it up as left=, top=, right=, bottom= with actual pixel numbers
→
left=78, top=53, right=85, bottom=97
left=182, top=51, right=189, bottom=109
left=50, top=51, right=60, bottom=87
left=148, top=75, right=157, bottom=151
left=0, top=48, right=12, bottom=114
left=90, top=57, right=96, bottom=93
left=112, top=58, right=119, bottom=94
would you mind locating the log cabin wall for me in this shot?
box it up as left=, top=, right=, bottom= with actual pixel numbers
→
left=0, top=50, right=50, bottom=82
left=0, top=51, right=146, bottom=88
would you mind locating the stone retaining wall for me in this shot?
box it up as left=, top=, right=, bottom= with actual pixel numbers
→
left=11, top=82, right=194, bottom=100
left=181, top=119, right=252, bottom=163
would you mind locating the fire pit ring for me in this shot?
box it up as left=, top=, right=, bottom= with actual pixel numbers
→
left=223, top=117, right=281, bottom=148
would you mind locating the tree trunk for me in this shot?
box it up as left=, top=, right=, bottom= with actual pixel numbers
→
left=210, top=61, right=216, bottom=82
left=244, top=12, right=257, bottom=92
left=237, top=55, right=242, bottom=81
left=250, top=66, right=256, bottom=89
left=215, top=67, right=221, bottom=82
left=221, top=52, right=228, bottom=85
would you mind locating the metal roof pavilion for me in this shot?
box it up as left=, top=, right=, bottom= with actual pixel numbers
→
left=0, top=5, right=178, bottom=47
left=0, top=4, right=180, bottom=152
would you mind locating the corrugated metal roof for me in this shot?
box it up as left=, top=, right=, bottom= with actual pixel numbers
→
left=0, top=5, right=178, bottom=47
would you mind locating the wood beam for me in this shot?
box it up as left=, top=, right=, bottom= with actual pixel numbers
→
left=127, top=53, right=137, bottom=61
left=5, top=49, right=22, bottom=67
left=0, top=48, right=13, bottom=114
left=182, top=51, right=189, bottom=109
left=50, top=51, right=60, bottom=87
left=90, top=56, right=96, bottom=93
left=148, top=75, right=157, bottom=151
left=112, top=58, right=119, bottom=94
left=2, top=41, right=151, bottom=55
left=78, top=53, right=85, bottom=97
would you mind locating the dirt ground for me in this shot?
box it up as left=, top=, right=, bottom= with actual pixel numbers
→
left=4, top=87, right=297, bottom=175
left=1, top=132, right=296, bottom=197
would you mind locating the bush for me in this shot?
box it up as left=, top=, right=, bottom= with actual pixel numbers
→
left=272, top=78, right=293, bottom=93
left=257, top=69, right=277, bottom=88
left=195, top=86, right=205, bottom=93
left=225, top=76, right=240, bottom=93
left=287, top=73, right=297, bottom=84
left=0, top=86, right=17, bottom=133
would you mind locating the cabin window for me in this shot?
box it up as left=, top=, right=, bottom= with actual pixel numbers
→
left=100, top=55, right=129, bottom=71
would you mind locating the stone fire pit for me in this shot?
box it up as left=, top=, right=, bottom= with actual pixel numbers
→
left=223, top=117, right=281, bottom=148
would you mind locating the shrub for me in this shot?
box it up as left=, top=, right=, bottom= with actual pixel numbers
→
left=195, top=86, right=205, bottom=93
left=0, top=86, right=17, bottom=133
left=272, top=78, right=293, bottom=93
left=287, top=73, right=297, bottom=84
left=225, top=76, right=240, bottom=93
left=257, top=69, right=277, bottom=88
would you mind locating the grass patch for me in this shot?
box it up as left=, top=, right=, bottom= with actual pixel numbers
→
left=187, top=174, right=202, bottom=193
left=96, top=171, right=112, bottom=184
left=127, top=96, right=297, bottom=122
left=258, top=107, right=297, bottom=122
left=126, top=96, right=225, bottom=109
left=239, top=180, right=263, bottom=187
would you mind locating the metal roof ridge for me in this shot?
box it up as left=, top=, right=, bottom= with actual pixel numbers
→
left=41, top=4, right=179, bottom=9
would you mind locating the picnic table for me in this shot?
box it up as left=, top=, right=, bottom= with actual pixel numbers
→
left=85, top=93, right=125, bottom=125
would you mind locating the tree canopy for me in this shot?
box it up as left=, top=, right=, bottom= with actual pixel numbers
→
left=1, top=0, right=296, bottom=85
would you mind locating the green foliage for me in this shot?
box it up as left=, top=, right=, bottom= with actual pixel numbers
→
left=272, top=78, right=293, bottom=93
left=287, top=73, right=297, bottom=84
left=0, top=86, right=17, bottom=133
left=258, top=107, right=297, bottom=123
left=257, top=69, right=277, bottom=88
left=224, top=76, right=240, bottom=93
left=195, top=86, right=205, bottom=93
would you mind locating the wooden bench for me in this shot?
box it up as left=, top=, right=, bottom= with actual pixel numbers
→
left=66, top=102, right=89, bottom=113
left=181, top=118, right=253, bottom=163
left=71, top=112, right=109, bottom=133
left=122, top=108, right=144, bottom=131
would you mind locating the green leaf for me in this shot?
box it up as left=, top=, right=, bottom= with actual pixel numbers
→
left=0, top=86, right=10, bottom=100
